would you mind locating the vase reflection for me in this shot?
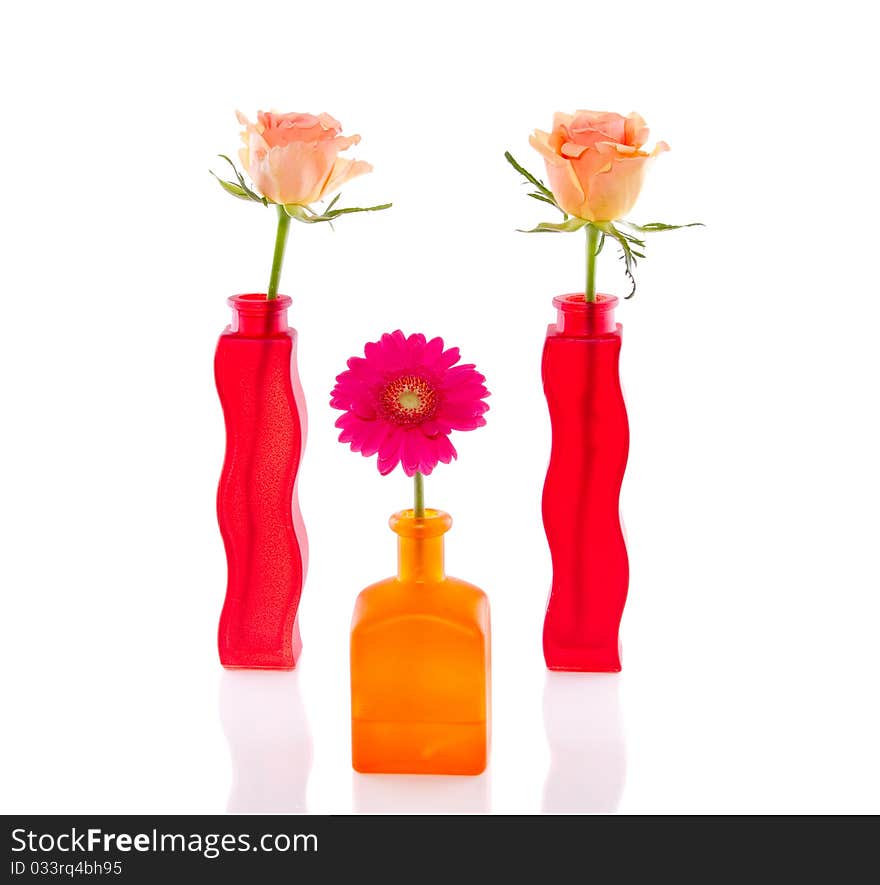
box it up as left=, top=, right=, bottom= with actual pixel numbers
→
left=352, top=772, right=490, bottom=814
left=219, top=669, right=312, bottom=813
left=543, top=672, right=626, bottom=813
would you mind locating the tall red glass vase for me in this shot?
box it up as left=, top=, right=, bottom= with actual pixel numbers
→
left=215, top=294, right=307, bottom=669
left=542, top=294, right=629, bottom=672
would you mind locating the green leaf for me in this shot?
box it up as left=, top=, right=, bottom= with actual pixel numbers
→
left=519, top=217, right=588, bottom=234
left=622, top=220, right=704, bottom=233
left=595, top=232, right=606, bottom=256
left=504, top=151, right=556, bottom=200
left=324, top=193, right=341, bottom=213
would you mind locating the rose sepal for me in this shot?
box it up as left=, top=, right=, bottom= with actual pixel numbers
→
left=619, top=221, right=704, bottom=234
left=518, top=217, right=588, bottom=234
left=283, top=198, right=393, bottom=226
left=210, top=155, right=269, bottom=205
left=211, top=155, right=390, bottom=226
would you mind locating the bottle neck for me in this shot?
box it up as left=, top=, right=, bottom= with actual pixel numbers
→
left=553, top=293, right=619, bottom=336
left=228, top=293, right=291, bottom=335
left=390, top=509, right=452, bottom=584
left=398, top=535, right=446, bottom=583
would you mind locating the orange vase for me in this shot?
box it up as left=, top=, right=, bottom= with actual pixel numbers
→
left=350, top=509, right=491, bottom=775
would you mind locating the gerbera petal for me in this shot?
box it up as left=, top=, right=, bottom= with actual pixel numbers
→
left=424, top=418, right=453, bottom=436
left=441, top=387, right=490, bottom=406
left=330, top=374, right=377, bottom=418
left=441, top=369, right=487, bottom=387
left=377, top=455, right=399, bottom=476
left=389, top=330, right=408, bottom=353
left=445, top=418, right=485, bottom=433
left=335, top=412, right=362, bottom=444
left=376, top=330, right=411, bottom=372
left=400, top=429, right=425, bottom=477
left=422, top=336, right=445, bottom=368
left=401, top=333, right=427, bottom=371
left=435, top=346, right=461, bottom=371
left=414, top=436, right=442, bottom=475
left=439, top=401, right=489, bottom=429
left=377, top=424, right=402, bottom=459
left=438, top=386, right=490, bottom=408
left=376, top=426, right=404, bottom=475
left=441, top=395, right=490, bottom=414
left=435, top=435, right=457, bottom=464
left=442, top=379, right=489, bottom=395
left=443, top=363, right=482, bottom=380
left=441, top=369, right=489, bottom=388
left=350, top=396, right=377, bottom=421
left=359, top=419, right=391, bottom=457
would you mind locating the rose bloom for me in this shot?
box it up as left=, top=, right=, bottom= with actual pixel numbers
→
left=530, top=110, right=669, bottom=222
left=237, top=110, right=372, bottom=206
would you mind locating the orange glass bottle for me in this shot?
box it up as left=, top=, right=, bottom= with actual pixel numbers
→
left=350, top=509, right=491, bottom=775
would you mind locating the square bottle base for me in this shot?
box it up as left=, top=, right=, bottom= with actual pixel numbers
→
left=352, top=718, right=487, bottom=775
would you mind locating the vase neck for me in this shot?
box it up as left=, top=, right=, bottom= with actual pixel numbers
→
left=228, top=293, right=291, bottom=335
left=391, top=509, right=452, bottom=583
left=553, top=293, right=618, bottom=336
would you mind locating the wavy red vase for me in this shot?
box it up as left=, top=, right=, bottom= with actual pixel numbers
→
left=542, top=294, right=629, bottom=672
left=215, top=294, right=307, bottom=669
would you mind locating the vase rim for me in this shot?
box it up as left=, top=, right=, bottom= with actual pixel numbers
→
left=390, top=509, right=452, bottom=538
left=228, top=293, right=292, bottom=312
left=553, top=293, right=618, bottom=311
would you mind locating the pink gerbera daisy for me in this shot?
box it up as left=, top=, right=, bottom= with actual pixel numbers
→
left=330, top=331, right=490, bottom=476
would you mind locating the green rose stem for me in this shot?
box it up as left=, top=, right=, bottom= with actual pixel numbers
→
left=585, top=223, right=599, bottom=303
left=413, top=471, right=425, bottom=519
left=267, top=204, right=291, bottom=300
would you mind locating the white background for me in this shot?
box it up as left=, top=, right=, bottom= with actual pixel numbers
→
left=1, top=0, right=878, bottom=814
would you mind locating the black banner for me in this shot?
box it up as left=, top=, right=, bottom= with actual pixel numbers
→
left=4, top=815, right=876, bottom=881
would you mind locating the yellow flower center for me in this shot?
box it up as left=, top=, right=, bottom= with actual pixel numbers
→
left=398, top=390, right=422, bottom=411
left=381, top=375, right=437, bottom=424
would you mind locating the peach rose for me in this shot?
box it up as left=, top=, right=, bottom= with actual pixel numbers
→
left=236, top=110, right=372, bottom=206
left=529, top=110, right=669, bottom=222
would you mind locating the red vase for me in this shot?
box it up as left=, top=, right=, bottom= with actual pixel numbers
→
left=215, top=294, right=307, bottom=669
left=542, top=294, right=629, bottom=672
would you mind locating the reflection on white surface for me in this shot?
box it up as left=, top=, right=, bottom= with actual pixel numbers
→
left=353, top=772, right=490, bottom=814
left=543, top=672, right=626, bottom=813
left=219, top=670, right=313, bottom=813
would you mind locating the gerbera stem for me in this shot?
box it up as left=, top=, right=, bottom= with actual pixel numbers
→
left=413, top=471, right=425, bottom=519
left=585, top=223, right=599, bottom=303
left=267, top=204, right=291, bottom=300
